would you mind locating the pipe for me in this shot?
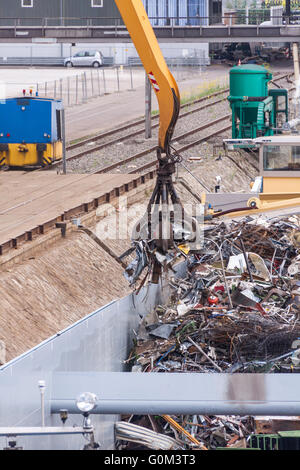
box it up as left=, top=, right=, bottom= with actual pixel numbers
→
left=51, top=399, right=300, bottom=416
left=50, top=372, right=300, bottom=417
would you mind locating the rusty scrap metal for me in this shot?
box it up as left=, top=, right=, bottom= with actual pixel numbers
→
left=120, top=214, right=300, bottom=450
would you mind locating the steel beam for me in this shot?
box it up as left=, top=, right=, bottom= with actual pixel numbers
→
left=50, top=372, right=300, bottom=416
left=0, top=25, right=299, bottom=44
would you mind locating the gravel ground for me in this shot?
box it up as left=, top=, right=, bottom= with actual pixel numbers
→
left=54, top=73, right=294, bottom=195
left=59, top=91, right=231, bottom=174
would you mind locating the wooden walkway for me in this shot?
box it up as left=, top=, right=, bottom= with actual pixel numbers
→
left=0, top=171, right=154, bottom=255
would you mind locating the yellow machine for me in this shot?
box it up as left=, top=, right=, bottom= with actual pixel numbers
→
left=222, top=136, right=300, bottom=217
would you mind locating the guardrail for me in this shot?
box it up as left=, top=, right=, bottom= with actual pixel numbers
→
left=0, top=13, right=298, bottom=28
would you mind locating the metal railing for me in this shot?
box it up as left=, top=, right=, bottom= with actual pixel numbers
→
left=0, top=13, right=298, bottom=28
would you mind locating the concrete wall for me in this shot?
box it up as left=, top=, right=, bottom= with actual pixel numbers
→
left=0, top=283, right=163, bottom=450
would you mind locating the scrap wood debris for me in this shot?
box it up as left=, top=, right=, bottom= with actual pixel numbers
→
left=118, top=214, right=300, bottom=450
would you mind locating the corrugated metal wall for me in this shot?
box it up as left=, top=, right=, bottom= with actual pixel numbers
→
left=0, top=0, right=122, bottom=26
left=65, top=0, right=121, bottom=24
left=0, top=284, right=163, bottom=450
left=0, top=0, right=61, bottom=25
left=0, top=0, right=214, bottom=26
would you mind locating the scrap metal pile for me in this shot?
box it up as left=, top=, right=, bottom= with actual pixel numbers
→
left=118, top=214, right=300, bottom=450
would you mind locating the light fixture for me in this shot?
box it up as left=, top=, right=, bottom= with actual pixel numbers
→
left=76, top=392, right=98, bottom=414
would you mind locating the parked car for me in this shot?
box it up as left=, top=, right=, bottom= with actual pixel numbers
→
left=64, top=51, right=103, bottom=68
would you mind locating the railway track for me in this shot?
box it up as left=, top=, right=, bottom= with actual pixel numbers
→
left=0, top=71, right=293, bottom=176
left=0, top=72, right=295, bottom=258
left=93, top=116, right=232, bottom=174
left=54, top=71, right=294, bottom=173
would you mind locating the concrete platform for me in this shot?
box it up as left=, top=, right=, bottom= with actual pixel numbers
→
left=0, top=171, right=154, bottom=254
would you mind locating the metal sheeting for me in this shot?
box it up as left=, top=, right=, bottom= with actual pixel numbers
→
left=0, top=284, right=162, bottom=450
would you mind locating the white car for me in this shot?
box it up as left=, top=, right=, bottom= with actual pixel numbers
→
left=64, top=51, right=103, bottom=68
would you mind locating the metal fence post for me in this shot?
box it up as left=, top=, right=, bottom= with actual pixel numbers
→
left=67, top=76, right=70, bottom=106
left=45, top=81, right=48, bottom=97
left=84, top=72, right=88, bottom=101
left=54, top=80, right=57, bottom=99
left=91, top=70, right=94, bottom=97
left=75, top=74, right=78, bottom=104
left=60, top=78, right=63, bottom=100
left=61, top=109, right=67, bottom=175
left=130, top=65, right=134, bottom=90
left=81, top=73, right=85, bottom=103
left=103, top=68, right=107, bottom=94
left=97, top=69, right=101, bottom=96
left=116, top=66, right=120, bottom=92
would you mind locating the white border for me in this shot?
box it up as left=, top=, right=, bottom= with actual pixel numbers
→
left=91, top=0, right=103, bottom=7
left=21, top=0, right=33, bottom=7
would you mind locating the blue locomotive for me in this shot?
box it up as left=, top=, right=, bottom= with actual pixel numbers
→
left=0, top=96, right=64, bottom=168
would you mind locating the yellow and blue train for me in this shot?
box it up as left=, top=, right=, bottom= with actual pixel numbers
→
left=0, top=97, right=64, bottom=168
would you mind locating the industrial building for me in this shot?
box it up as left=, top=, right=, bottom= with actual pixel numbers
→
left=0, top=0, right=222, bottom=25
left=0, top=0, right=217, bottom=65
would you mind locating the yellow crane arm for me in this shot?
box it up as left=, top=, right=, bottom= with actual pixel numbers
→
left=114, top=0, right=180, bottom=156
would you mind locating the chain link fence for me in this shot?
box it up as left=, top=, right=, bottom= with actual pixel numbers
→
left=35, top=62, right=207, bottom=108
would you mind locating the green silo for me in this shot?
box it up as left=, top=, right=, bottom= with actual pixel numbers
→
left=227, top=64, right=288, bottom=141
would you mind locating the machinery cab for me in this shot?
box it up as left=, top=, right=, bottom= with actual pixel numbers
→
left=251, top=135, right=300, bottom=203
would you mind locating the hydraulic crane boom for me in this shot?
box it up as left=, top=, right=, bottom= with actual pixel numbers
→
left=114, top=0, right=180, bottom=157
left=115, top=0, right=199, bottom=260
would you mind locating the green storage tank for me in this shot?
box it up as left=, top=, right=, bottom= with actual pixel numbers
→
left=229, top=64, right=272, bottom=99
left=227, top=64, right=288, bottom=143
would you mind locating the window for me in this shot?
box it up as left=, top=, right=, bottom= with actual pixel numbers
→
left=91, top=0, right=103, bottom=7
left=263, top=145, right=300, bottom=171
left=22, top=0, right=33, bottom=7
